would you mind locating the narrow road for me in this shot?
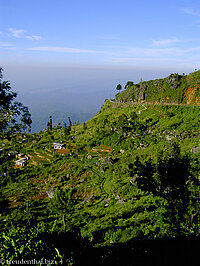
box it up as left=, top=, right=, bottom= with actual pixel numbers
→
left=109, top=99, right=200, bottom=108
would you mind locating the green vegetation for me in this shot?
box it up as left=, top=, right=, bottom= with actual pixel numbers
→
left=0, top=71, right=200, bottom=265
left=0, top=68, right=32, bottom=135
left=115, top=70, right=200, bottom=105
left=116, top=83, right=122, bottom=91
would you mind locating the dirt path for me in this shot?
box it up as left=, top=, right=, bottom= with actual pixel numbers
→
left=109, top=99, right=200, bottom=108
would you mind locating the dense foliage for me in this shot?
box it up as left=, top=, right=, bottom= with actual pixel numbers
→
left=116, top=70, right=200, bottom=105
left=0, top=71, right=200, bottom=264
left=0, top=68, right=32, bottom=135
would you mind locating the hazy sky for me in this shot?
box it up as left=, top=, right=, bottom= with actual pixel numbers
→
left=1, top=0, right=200, bottom=106
left=1, top=0, right=200, bottom=69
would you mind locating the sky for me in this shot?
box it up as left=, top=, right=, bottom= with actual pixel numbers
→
left=1, top=0, right=200, bottom=129
left=1, top=0, right=200, bottom=69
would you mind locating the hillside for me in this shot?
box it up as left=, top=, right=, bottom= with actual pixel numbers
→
left=116, top=70, right=200, bottom=105
left=0, top=72, right=200, bottom=264
left=30, top=111, right=95, bottom=133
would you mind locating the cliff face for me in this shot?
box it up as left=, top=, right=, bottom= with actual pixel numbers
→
left=115, top=71, right=200, bottom=105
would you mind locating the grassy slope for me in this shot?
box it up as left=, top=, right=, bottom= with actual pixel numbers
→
left=0, top=72, right=200, bottom=263
left=1, top=101, right=200, bottom=239
left=116, top=70, right=200, bottom=105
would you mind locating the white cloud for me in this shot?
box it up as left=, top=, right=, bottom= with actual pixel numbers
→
left=8, top=28, right=42, bottom=41
left=152, top=37, right=181, bottom=47
left=181, top=8, right=200, bottom=17
left=0, top=42, right=14, bottom=47
left=8, top=28, right=27, bottom=38
left=27, top=44, right=200, bottom=60
left=121, top=47, right=182, bottom=57
left=110, top=44, right=200, bottom=59
left=110, top=47, right=200, bottom=66
left=27, top=46, right=113, bottom=54
left=100, top=45, right=200, bottom=69
left=26, top=35, right=42, bottom=41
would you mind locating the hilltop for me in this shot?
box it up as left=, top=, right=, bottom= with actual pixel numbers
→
left=116, top=70, right=200, bottom=105
left=0, top=71, right=200, bottom=264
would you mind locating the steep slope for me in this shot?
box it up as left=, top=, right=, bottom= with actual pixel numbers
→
left=0, top=72, right=200, bottom=264
left=115, top=70, right=200, bottom=105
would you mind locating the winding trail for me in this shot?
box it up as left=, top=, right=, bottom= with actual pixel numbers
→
left=109, top=99, right=200, bottom=108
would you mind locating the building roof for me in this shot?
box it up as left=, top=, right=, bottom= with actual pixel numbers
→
left=15, top=158, right=27, bottom=163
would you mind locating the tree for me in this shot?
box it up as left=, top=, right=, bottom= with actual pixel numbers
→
left=47, top=116, right=53, bottom=132
left=63, top=122, right=71, bottom=138
left=68, top=116, right=72, bottom=127
left=48, top=188, right=75, bottom=231
left=49, top=116, right=53, bottom=131
left=135, top=143, right=200, bottom=234
left=61, top=117, right=72, bottom=138
left=124, top=81, right=134, bottom=90
left=116, top=84, right=122, bottom=91
left=83, top=122, right=87, bottom=131
left=21, top=106, right=32, bottom=133
left=0, top=68, right=32, bottom=134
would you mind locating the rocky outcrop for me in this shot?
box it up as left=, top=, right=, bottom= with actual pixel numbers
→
left=115, top=70, right=200, bottom=105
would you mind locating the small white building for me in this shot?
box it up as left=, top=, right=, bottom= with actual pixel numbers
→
left=53, top=142, right=66, bottom=149
left=15, top=158, right=27, bottom=167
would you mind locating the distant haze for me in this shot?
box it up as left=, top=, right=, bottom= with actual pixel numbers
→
left=1, top=1, right=199, bottom=131
left=2, top=64, right=194, bottom=132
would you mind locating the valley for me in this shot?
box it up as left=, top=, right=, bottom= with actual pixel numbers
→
left=0, top=71, right=200, bottom=265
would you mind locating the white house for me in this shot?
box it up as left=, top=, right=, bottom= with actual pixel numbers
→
left=15, top=158, right=27, bottom=167
left=53, top=142, right=66, bottom=149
